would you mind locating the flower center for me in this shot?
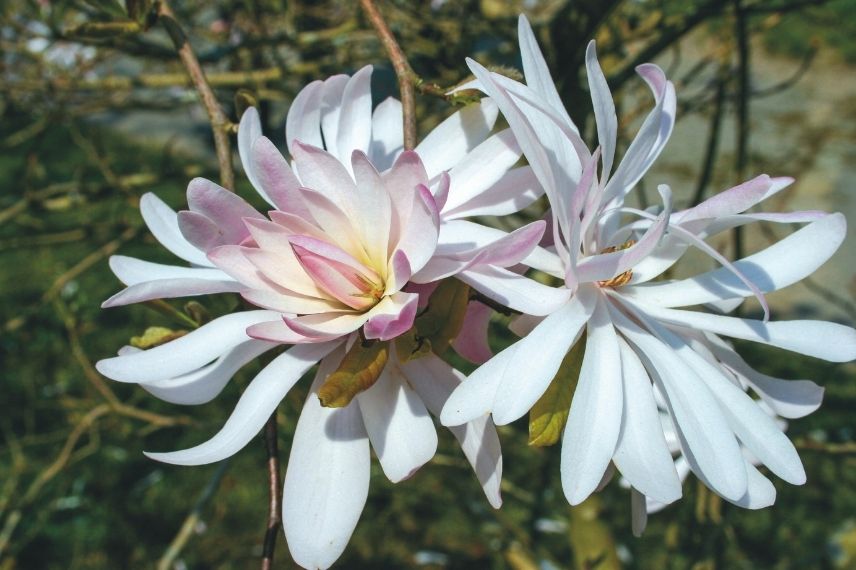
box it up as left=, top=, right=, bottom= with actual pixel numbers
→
left=597, top=240, right=636, bottom=289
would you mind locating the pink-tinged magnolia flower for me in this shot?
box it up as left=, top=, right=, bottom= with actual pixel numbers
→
left=93, top=66, right=559, bottom=568
left=441, top=15, right=856, bottom=512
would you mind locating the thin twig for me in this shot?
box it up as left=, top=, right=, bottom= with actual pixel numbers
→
left=260, top=410, right=282, bottom=570
left=359, top=0, right=417, bottom=149
left=157, top=0, right=235, bottom=189
left=690, top=64, right=728, bottom=207
left=732, top=0, right=750, bottom=263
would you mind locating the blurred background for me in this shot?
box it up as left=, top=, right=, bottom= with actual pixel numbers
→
left=2, top=0, right=856, bottom=568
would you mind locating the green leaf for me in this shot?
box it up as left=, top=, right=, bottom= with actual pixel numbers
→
left=130, top=326, right=187, bottom=349
left=528, top=332, right=586, bottom=447
left=318, top=340, right=389, bottom=408
left=413, top=279, right=470, bottom=357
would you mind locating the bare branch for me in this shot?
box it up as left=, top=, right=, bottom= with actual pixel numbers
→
left=261, top=410, right=282, bottom=570
left=359, top=0, right=417, bottom=149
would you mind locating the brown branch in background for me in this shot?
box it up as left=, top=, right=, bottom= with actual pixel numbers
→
left=359, top=0, right=417, bottom=149
left=156, top=0, right=235, bottom=189
left=261, top=410, right=282, bottom=570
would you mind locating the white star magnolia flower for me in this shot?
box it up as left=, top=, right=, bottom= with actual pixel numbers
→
left=441, top=15, right=856, bottom=513
left=94, top=65, right=559, bottom=569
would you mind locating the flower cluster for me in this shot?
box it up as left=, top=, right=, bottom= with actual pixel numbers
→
left=98, top=14, right=856, bottom=569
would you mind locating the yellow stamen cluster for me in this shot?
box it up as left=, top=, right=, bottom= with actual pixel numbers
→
left=597, top=240, right=636, bottom=289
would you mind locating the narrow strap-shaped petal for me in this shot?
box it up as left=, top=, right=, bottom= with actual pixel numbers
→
left=237, top=107, right=276, bottom=206
left=457, top=265, right=571, bottom=317
left=517, top=15, right=577, bottom=132
left=141, top=340, right=275, bottom=405
left=442, top=129, right=522, bottom=213
left=318, top=74, right=350, bottom=158
left=585, top=41, right=617, bottom=179
left=336, top=65, right=373, bottom=169
left=491, top=289, right=595, bottom=425
left=643, top=316, right=805, bottom=485
left=286, top=79, right=324, bottom=152
left=368, top=96, right=403, bottom=171
left=560, top=295, right=623, bottom=505
left=291, top=141, right=359, bottom=215
left=402, top=353, right=503, bottom=508
left=624, top=213, right=845, bottom=308
left=107, top=255, right=229, bottom=286
left=610, top=303, right=748, bottom=501
left=357, top=364, right=438, bottom=483
left=103, top=277, right=243, bottom=308
left=442, top=165, right=543, bottom=220
left=282, top=348, right=370, bottom=570
left=139, top=193, right=211, bottom=266
left=145, top=340, right=340, bottom=465
left=96, top=310, right=279, bottom=383
left=177, top=210, right=225, bottom=251
left=636, top=301, right=856, bottom=363
left=612, top=338, right=682, bottom=504
left=414, top=99, right=498, bottom=178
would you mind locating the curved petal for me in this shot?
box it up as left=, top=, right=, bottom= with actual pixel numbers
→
left=491, top=289, right=596, bottom=425
left=612, top=338, right=682, bottom=504
left=283, top=348, right=370, bottom=570
left=237, top=107, right=276, bottom=206
left=250, top=136, right=313, bottom=219
left=443, top=165, right=543, bottom=220
left=286, top=79, right=324, bottom=152
left=401, top=354, right=503, bottom=508
left=443, top=129, right=522, bottom=213
left=177, top=210, right=224, bottom=251
left=610, top=304, right=748, bottom=501
left=139, top=193, right=211, bottom=266
left=363, top=291, right=419, bottom=341
left=103, top=277, right=242, bottom=308
left=368, top=96, right=403, bottom=171
left=457, top=265, right=572, bottom=317
left=415, top=99, right=498, bottom=179
left=638, top=302, right=856, bottom=363
left=585, top=41, right=617, bottom=178
left=107, top=255, right=230, bottom=286
left=186, top=177, right=264, bottom=244
left=336, top=65, right=373, bottom=168
left=452, top=301, right=494, bottom=364
left=141, top=340, right=275, bottom=405
left=624, top=213, right=846, bottom=308
left=357, top=365, right=437, bottom=482
left=96, top=310, right=279, bottom=383
left=560, top=295, right=623, bottom=505
left=145, top=341, right=340, bottom=465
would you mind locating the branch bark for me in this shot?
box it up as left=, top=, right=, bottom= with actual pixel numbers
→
left=260, top=410, right=282, bottom=570
left=359, top=0, right=417, bottom=149
left=157, top=0, right=235, bottom=189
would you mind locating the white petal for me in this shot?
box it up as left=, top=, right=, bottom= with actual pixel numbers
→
left=726, top=461, right=776, bottom=509
left=442, top=165, right=543, bottom=220
left=612, top=339, right=682, bottom=503
left=96, top=310, right=279, bottom=382
left=415, top=99, right=498, bottom=178
left=286, top=80, right=324, bottom=152
left=283, top=348, right=370, bottom=570
left=142, top=340, right=275, bottom=405
left=401, top=354, right=503, bottom=508
left=457, top=265, right=571, bottom=316
left=517, top=15, right=578, bottom=132
left=103, top=277, right=242, bottom=307
left=610, top=303, right=748, bottom=501
left=560, top=295, right=623, bottom=505
left=491, top=289, right=595, bottom=425
left=640, top=302, right=856, bottom=363
left=336, top=65, right=373, bottom=169
left=237, top=107, right=275, bottom=206
left=585, top=41, right=617, bottom=178
left=319, top=74, right=350, bottom=158
left=357, top=365, right=437, bottom=483
left=107, top=255, right=231, bottom=286
left=145, top=341, right=340, bottom=465
left=625, top=213, right=847, bottom=307
left=442, top=129, right=522, bottom=213
left=139, top=193, right=211, bottom=266
left=368, top=96, right=403, bottom=171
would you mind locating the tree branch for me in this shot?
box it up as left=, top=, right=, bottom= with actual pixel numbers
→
left=260, top=410, right=282, bottom=570
left=359, top=0, right=417, bottom=149
left=156, top=0, right=235, bottom=189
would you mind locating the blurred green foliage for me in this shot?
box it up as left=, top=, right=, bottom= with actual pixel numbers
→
left=1, top=1, right=856, bottom=568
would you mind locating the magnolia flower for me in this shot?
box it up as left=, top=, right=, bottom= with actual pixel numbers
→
left=94, top=66, right=559, bottom=568
left=441, top=15, right=856, bottom=511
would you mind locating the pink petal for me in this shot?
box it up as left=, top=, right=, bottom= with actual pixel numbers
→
left=186, top=178, right=265, bottom=244
left=363, top=292, right=419, bottom=341
left=250, top=136, right=314, bottom=220
left=452, top=301, right=493, bottom=364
